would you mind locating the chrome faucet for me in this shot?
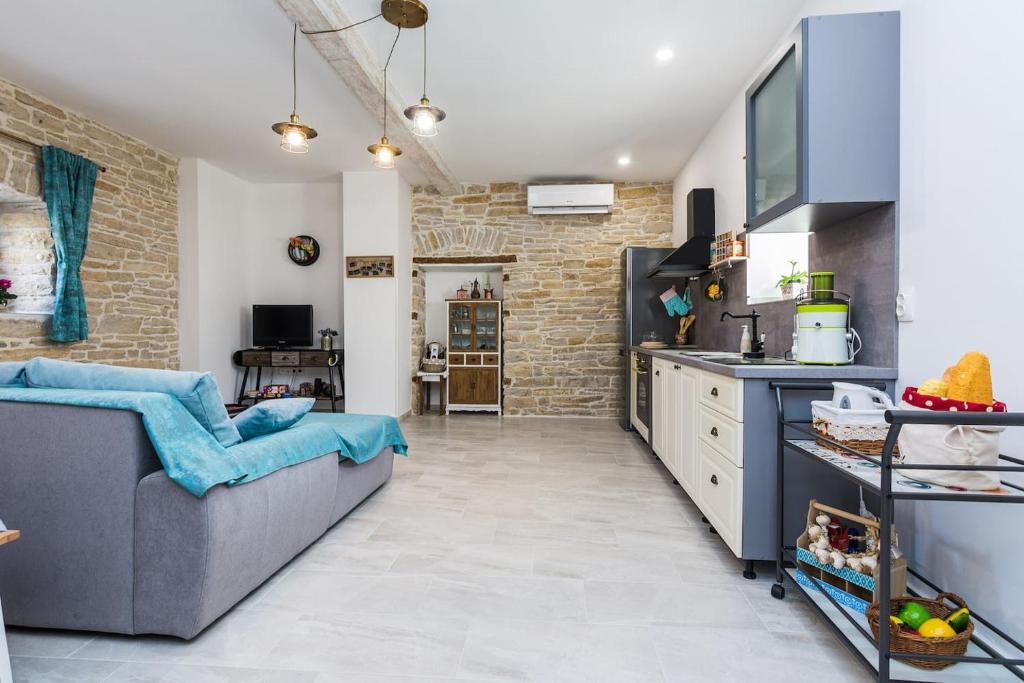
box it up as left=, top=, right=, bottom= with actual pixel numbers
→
left=720, top=309, right=765, bottom=359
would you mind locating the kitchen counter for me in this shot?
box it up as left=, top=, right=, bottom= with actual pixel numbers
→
left=630, top=346, right=897, bottom=379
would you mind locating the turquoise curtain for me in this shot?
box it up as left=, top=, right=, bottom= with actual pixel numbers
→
left=42, top=146, right=98, bottom=343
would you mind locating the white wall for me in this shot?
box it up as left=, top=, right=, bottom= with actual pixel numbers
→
left=671, top=23, right=809, bottom=302
left=675, top=0, right=1024, bottom=646
left=341, top=171, right=412, bottom=417
left=181, top=158, right=251, bottom=395
left=178, top=161, right=344, bottom=399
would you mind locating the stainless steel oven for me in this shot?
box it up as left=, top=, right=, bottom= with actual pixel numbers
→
left=630, top=352, right=651, bottom=442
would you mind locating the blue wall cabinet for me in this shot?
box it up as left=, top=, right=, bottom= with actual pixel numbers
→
left=745, top=12, right=899, bottom=233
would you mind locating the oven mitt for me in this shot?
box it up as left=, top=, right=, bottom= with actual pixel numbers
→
left=660, top=285, right=691, bottom=317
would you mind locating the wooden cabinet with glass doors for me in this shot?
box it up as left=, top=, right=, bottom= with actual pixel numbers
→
left=446, top=300, right=502, bottom=414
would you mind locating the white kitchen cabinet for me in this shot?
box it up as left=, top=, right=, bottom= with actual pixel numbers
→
left=651, top=358, right=670, bottom=459
left=698, top=440, right=744, bottom=557
left=676, top=365, right=699, bottom=497
left=640, top=353, right=895, bottom=573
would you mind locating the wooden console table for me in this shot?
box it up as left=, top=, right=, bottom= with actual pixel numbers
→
left=0, top=530, right=19, bottom=683
left=232, top=349, right=344, bottom=413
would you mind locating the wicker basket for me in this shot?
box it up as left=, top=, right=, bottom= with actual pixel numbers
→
left=812, top=400, right=896, bottom=456
left=420, top=360, right=446, bottom=373
left=866, top=592, right=973, bottom=670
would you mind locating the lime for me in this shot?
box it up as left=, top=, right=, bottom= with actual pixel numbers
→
left=946, top=607, right=971, bottom=633
left=918, top=617, right=957, bottom=639
left=897, top=602, right=932, bottom=630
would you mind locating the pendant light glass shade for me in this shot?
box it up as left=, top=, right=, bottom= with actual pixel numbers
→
left=404, top=98, right=445, bottom=137
left=273, top=25, right=317, bottom=153
left=273, top=113, right=317, bottom=153
left=368, top=136, right=402, bottom=168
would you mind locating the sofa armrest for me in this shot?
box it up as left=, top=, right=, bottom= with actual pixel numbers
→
left=0, top=402, right=162, bottom=633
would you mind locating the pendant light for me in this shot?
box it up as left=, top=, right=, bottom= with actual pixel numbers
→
left=403, top=24, right=445, bottom=137
left=272, top=24, right=317, bottom=153
left=368, top=27, right=403, bottom=168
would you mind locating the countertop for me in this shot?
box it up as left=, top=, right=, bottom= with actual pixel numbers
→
left=630, top=346, right=898, bottom=380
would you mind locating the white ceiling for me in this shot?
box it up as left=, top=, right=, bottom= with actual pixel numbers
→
left=0, top=0, right=804, bottom=185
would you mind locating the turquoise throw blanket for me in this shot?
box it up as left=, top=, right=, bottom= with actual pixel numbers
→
left=0, top=388, right=407, bottom=497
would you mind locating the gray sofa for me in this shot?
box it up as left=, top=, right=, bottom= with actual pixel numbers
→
left=0, top=401, right=393, bottom=639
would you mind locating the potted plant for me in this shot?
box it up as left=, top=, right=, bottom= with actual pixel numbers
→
left=0, top=278, right=17, bottom=308
left=776, top=261, right=807, bottom=299
left=318, top=327, right=338, bottom=351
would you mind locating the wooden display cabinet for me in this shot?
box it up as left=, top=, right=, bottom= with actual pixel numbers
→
left=446, top=300, right=502, bottom=414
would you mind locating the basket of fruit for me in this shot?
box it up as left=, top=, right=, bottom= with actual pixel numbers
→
left=866, top=593, right=973, bottom=670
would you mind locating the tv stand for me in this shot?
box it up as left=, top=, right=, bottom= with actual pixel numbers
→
left=232, top=348, right=344, bottom=413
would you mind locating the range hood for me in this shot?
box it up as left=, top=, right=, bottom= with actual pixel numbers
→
left=648, top=188, right=715, bottom=278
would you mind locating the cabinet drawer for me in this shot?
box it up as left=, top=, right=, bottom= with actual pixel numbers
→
left=449, top=353, right=465, bottom=366
left=271, top=351, right=300, bottom=367
left=240, top=351, right=271, bottom=366
left=697, top=442, right=743, bottom=558
left=299, top=351, right=331, bottom=366
left=465, top=354, right=482, bottom=366
left=699, top=372, right=743, bottom=421
left=482, top=353, right=500, bottom=366
left=698, top=405, right=743, bottom=467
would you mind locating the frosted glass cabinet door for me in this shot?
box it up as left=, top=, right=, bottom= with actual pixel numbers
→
left=750, top=46, right=798, bottom=218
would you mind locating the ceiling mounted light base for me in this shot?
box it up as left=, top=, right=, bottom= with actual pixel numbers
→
left=381, top=0, right=428, bottom=29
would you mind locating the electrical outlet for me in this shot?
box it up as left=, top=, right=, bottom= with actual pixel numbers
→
left=896, top=288, right=915, bottom=322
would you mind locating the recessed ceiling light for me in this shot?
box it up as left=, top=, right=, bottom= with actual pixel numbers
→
left=617, top=156, right=632, bottom=167
left=655, top=47, right=674, bottom=63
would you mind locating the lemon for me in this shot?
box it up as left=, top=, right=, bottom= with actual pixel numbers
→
left=918, top=617, right=957, bottom=638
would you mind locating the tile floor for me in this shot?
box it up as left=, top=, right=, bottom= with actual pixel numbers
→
left=8, top=416, right=872, bottom=682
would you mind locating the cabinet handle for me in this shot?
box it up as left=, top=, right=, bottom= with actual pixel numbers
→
left=710, top=474, right=719, bottom=486
left=655, top=370, right=660, bottom=376
left=710, top=427, right=719, bottom=437
left=673, top=364, right=680, bottom=370
left=710, top=387, right=719, bottom=397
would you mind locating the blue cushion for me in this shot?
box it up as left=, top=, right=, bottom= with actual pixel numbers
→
left=24, top=358, right=241, bottom=447
left=232, top=398, right=315, bottom=441
left=0, top=362, right=26, bottom=387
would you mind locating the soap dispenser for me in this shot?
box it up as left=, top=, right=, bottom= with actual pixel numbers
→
left=739, top=325, right=752, bottom=354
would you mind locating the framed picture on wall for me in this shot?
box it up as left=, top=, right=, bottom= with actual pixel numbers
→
left=346, top=255, right=394, bottom=278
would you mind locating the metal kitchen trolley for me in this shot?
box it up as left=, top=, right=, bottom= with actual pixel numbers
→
left=770, top=381, right=1024, bottom=682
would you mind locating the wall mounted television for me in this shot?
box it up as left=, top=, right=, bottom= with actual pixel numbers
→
left=252, top=305, right=314, bottom=348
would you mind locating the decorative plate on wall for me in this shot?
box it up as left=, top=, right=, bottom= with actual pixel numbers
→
left=288, top=235, right=320, bottom=266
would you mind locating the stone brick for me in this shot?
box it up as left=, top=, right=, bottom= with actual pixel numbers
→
left=0, top=77, right=178, bottom=369
left=410, top=181, right=672, bottom=417
left=452, top=194, right=491, bottom=205
left=617, top=186, right=658, bottom=199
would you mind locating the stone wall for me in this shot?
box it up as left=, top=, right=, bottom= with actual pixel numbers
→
left=0, top=77, right=179, bottom=367
left=411, top=182, right=673, bottom=417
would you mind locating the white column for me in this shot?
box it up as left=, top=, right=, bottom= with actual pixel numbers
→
left=341, top=172, right=412, bottom=417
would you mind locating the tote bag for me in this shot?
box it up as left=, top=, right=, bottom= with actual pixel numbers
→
left=896, top=402, right=1004, bottom=490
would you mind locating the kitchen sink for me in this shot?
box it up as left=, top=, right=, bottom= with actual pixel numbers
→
left=706, top=356, right=797, bottom=366
left=676, top=351, right=743, bottom=358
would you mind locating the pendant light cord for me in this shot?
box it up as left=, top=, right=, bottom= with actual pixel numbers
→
left=422, top=24, right=427, bottom=99
left=301, top=13, right=382, bottom=35
left=291, top=23, right=299, bottom=115
left=382, top=25, right=402, bottom=137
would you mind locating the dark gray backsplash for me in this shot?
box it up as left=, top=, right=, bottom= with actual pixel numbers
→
left=688, top=204, right=897, bottom=367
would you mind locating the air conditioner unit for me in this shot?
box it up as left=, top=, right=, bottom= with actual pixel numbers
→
left=527, top=184, right=614, bottom=215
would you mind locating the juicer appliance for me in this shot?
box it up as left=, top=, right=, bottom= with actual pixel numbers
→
left=792, top=272, right=862, bottom=365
